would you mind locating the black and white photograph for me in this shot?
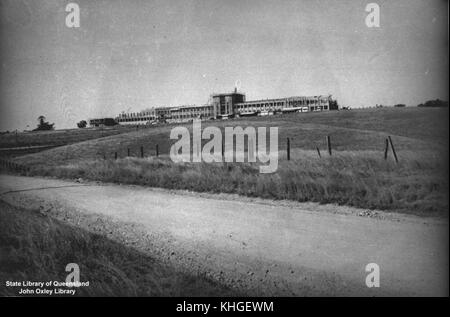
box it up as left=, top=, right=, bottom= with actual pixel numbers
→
left=0, top=0, right=448, bottom=304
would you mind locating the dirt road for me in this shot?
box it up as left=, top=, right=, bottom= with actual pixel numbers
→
left=0, top=174, right=447, bottom=296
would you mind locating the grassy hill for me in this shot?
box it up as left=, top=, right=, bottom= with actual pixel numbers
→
left=11, top=107, right=449, bottom=166
left=0, top=125, right=139, bottom=158
left=6, top=107, right=450, bottom=216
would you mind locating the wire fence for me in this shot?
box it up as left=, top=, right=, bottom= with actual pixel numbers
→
left=0, top=158, right=30, bottom=174
left=99, top=135, right=399, bottom=163
left=0, top=135, right=399, bottom=175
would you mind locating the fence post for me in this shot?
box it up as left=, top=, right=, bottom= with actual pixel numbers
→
left=140, top=146, right=144, bottom=158
left=127, top=148, right=130, bottom=157
left=287, top=138, right=291, bottom=161
left=115, top=152, right=117, bottom=160
left=388, top=136, right=398, bottom=163
left=156, top=144, right=159, bottom=157
left=316, top=147, right=321, bottom=158
left=327, top=135, right=332, bottom=156
left=222, top=139, right=225, bottom=158
left=384, top=138, right=389, bottom=160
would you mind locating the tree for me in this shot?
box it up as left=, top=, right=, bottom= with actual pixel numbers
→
left=77, top=120, right=87, bottom=128
left=418, top=99, right=448, bottom=108
left=33, top=115, right=54, bottom=131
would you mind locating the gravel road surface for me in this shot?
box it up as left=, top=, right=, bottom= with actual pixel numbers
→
left=0, top=174, right=447, bottom=296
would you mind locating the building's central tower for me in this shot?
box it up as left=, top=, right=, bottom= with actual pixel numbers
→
left=211, top=89, right=246, bottom=118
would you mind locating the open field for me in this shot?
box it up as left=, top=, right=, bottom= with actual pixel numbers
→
left=0, top=200, right=236, bottom=296
left=4, top=107, right=449, bottom=216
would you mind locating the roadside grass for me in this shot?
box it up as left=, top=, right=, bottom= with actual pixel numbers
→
left=0, top=200, right=236, bottom=296
left=25, top=150, right=448, bottom=216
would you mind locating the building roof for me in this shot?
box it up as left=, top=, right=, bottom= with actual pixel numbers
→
left=211, top=92, right=245, bottom=97
left=236, top=95, right=331, bottom=104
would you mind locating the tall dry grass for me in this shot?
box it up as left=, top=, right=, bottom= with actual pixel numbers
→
left=27, top=150, right=448, bottom=216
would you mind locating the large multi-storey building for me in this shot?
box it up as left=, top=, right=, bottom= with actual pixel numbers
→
left=112, top=90, right=336, bottom=126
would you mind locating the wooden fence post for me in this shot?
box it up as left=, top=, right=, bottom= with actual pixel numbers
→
left=384, top=138, right=389, bottom=160
left=327, top=135, right=332, bottom=156
left=140, top=146, right=144, bottom=158
left=388, top=136, right=398, bottom=163
left=316, top=147, right=321, bottom=158
left=222, top=139, right=225, bottom=158
left=127, top=148, right=130, bottom=157
left=287, top=138, right=291, bottom=161
left=115, top=152, right=117, bottom=160
left=156, top=144, right=159, bottom=157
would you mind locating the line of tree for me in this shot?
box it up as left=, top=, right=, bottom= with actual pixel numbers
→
left=418, top=99, right=448, bottom=108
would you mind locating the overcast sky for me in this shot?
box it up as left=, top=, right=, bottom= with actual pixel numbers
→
left=0, top=0, right=448, bottom=130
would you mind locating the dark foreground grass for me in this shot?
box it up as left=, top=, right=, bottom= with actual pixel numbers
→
left=0, top=200, right=236, bottom=296
left=25, top=150, right=448, bottom=217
